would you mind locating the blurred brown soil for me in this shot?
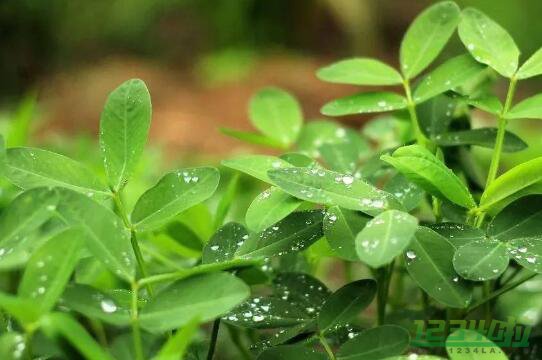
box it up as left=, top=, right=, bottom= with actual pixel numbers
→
left=38, top=55, right=363, bottom=157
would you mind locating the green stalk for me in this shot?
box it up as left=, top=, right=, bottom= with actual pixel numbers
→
left=403, top=79, right=428, bottom=147
left=376, top=261, right=394, bottom=326
left=206, top=319, right=221, bottom=360
left=319, top=334, right=336, bottom=360
left=484, top=76, right=518, bottom=188
left=130, top=282, right=144, bottom=360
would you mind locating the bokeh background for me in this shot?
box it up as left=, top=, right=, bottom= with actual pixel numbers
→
left=2, top=0, right=542, bottom=163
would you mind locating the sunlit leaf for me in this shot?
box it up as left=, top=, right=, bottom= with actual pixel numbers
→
left=321, top=92, right=407, bottom=116
left=246, top=187, right=302, bottom=233
left=517, top=47, right=542, bottom=80
left=219, top=127, right=286, bottom=149
left=506, top=94, right=542, bottom=120
left=222, top=155, right=292, bottom=184
left=317, top=58, right=402, bottom=86
left=324, top=206, right=370, bottom=261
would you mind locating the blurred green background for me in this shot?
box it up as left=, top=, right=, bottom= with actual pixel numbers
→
left=1, top=0, right=542, bottom=164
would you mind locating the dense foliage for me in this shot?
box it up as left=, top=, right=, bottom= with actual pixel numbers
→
left=0, top=1, right=542, bottom=359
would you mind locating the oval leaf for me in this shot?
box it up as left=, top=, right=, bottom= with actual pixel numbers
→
left=18, top=227, right=84, bottom=314
left=258, top=345, right=327, bottom=360
left=245, top=187, right=302, bottom=233
left=446, top=329, right=507, bottom=360
left=318, top=279, right=377, bottom=333
left=337, top=325, right=410, bottom=360
left=139, top=272, right=249, bottom=333
left=434, top=128, right=527, bottom=152
left=400, top=1, right=461, bottom=78
left=202, top=222, right=248, bottom=264
left=429, top=223, right=485, bottom=248
left=517, top=47, right=542, bottom=80
left=405, top=227, right=472, bottom=308
left=458, top=8, right=519, bottom=78
left=4, top=148, right=109, bottom=196
left=222, top=155, right=292, bottom=184
left=249, top=87, right=303, bottom=147
left=236, top=210, right=324, bottom=259
left=356, top=210, right=418, bottom=268
left=317, top=58, right=403, bottom=86
left=269, top=167, right=401, bottom=215
left=99, top=78, right=152, bottom=191
left=414, top=54, right=486, bottom=103
left=506, top=93, right=542, bottom=120
left=321, top=92, right=407, bottom=116
left=507, top=237, right=542, bottom=274
left=382, top=145, right=476, bottom=209
left=453, top=240, right=509, bottom=281
left=324, top=206, right=370, bottom=261
left=487, top=195, right=542, bottom=241
left=132, top=167, right=220, bottom=232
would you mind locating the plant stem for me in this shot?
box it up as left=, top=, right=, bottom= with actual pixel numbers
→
left=484, top=76, right=518, bottom=188
left=112, top=191, right=153, bottom=296
left=319, top=334, right=336, bottom=360
left=206, top=319, right=221, bottom=360
left=226, top=324, right=251, bottom=360
left=465, top=273, right=537, bottom=316
left=130, top=282, right=144, bottom=360
left=403, top=79, right=428, bottom=147
left=376, top=261, right=394, bottom=326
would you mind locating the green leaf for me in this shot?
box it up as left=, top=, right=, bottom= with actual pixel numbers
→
left=4, top=148, right=109, bottom=196
left=249, top=87, right=303, bottom=147
left=154, top=316, right=201, bottom=360
left=479, top=157, right=542, bottom=211
left=257, top=345, right=327, bottom=360
left=417, top=94, right=456, bottom=139
left=488, top=196, right=542, bottom=241
left=237, top=210, right=324, bottom=259
left=222, top=155, right=292, bottom=184
left=405, top=227, right=472, bottom=308
left=55, top=188, right=135, bottom=282
left=458, top=7, right=519, bottom=78
left=446, top=329, right=507, bottom=360
left=214, top=173, right=239, bottom=230
left=453, top=240, right=509, bottom=281
left=219, top=128, right=286, bottom=149
left=245, top=187, right=302, bottom=233
left=132, top=167, right=220, bottom=232
left=280, top=152, right=317, bottom=167
left=40, top=312, right=115, bottom=360
left=202, top=222, right=248, bottom=264
left=273, top=272, right=330, bottom=307
left=139, top=272, right=249, bottom=333
left=223, top=296, right=310, bottom=328
left=384, top=173, right=425, bottom=211
left=506, top=94, right=542, bottom=120
left=319, top=141, right=361, bottom=174
left=99, top=78, right=152, bottom=191
left=517, top=47, right=542, bottom=80
left=507, top=238, right=542, bottom=273
left=433, top=128, right=527, bottom=152
left=317, top=58, right=403, bottom=86
left=268, top=167, right=402, bottom=215
left=382, top=145, right=476, bottom=209
left=321, top=92, right=407, bottom=116
left=400, top=1, right=461, bottom=78
left=414, top=54, right=486, bottom=103
left=0, top=332, right=27, bottom=360
left=324, top=206, right=370, bottom=261
left=0, top=187, right=59, bottom=270
left=61, top=284, right=132, bottom=326
left=318, top=279, right=377, bottom=333
left=18, top=227, right=83, bottom=314
left=356, top=210, right=418, bottom=268
left=467, top=94, right=503, bottom=115
left=337, top=325, right=410, bottom=360
left=429, top=223, right=485, bottom=248
left=296, top=120, right=343, bottom=157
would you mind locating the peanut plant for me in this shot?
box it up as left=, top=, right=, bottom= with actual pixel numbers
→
left=0, top=1, right=541, bottom=359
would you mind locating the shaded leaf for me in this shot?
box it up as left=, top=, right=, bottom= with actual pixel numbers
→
left=337, top=325, right=410, bottom=360
left=356, top=210, right=418, bottom=268
left=400, top=1, right=461, bottom=78
left=324, top=206, right=370, bottom=261
left=446, top=329, right=507, bottom=359
left=487, top=195, right=542, bottom=241
left=417, top=94, right=456, bottom=139
left=202, top=222, right=248, bottom=264
left=272, top=272, right=331, bottom=315
left=318, top=279, right=377, bottom=333
left=132, top=167, right=220, bottom=232
left=219, top=128, right=286, bottom=149
left=237, top=210, right=324, bottom=259
left=459, top=7, right=519, bottom=78
left=434, top=128, right=527, bottom=152
left=384, top=173, right=425, bottom=211
left=257, top=345, right=327, bottom=360
left=139, top=272, right=249, bottom=333
left=405, top=227, right=472, bottom=308
left=453, top=240, right=509, bottom=281
left=507, top=238, right=542, bottom=274
left=154, top=316, right=201, bottom=360
left=317, top=58, right=402, bottom=86
left=321, top=92, right=407, bottom=116
left=429, top=223, right=485, bottom=248
left=467, top=94, right=503, bottom=115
